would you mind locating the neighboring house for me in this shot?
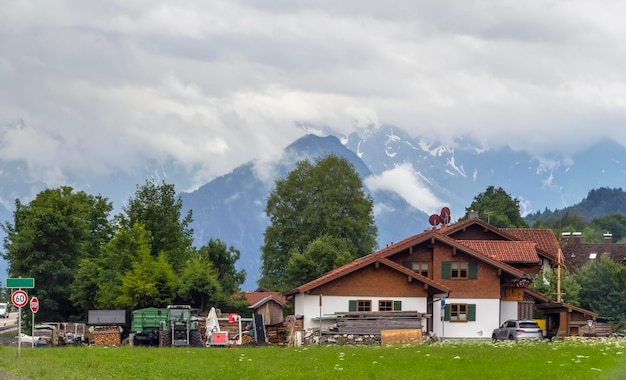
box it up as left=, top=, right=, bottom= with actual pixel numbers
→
left=561, top=232, right=626, bottom=271
left=286, top=215, right=569, bottom=339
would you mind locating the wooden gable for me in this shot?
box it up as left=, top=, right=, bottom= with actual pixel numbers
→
left=309, top=262, right=430, bottom=298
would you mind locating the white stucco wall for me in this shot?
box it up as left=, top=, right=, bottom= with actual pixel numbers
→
left=431, top=298, right=501, bottom=339
left=499, top=300, right=518, bottom=323
left=294, top=294, right=428, bottom=332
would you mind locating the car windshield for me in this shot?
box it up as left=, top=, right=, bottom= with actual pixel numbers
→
left=519, top=322, right=540, bottom=329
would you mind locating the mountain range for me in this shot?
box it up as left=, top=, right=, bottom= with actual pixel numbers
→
left=3, top=124, right=626, bottom=289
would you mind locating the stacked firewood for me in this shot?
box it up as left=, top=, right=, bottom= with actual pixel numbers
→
left=92, top=326, right=121, bottom=346
left=241, top=334, right=255, bottom=345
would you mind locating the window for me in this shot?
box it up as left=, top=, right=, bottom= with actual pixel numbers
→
left=351, top=300, right=401, bottom=312
left=451, top=262, right=468, bottom=278
left=379, top=300, right=393, bottom=311
left=412, top=262, right=429, bottom=277
left=349, top=300, right=372, bottom=312
left=349, top=300, right=371, bottom=312
left=441, top=262, right=478, bottom=279
left=451, top=304, right=467, bottom=321
left=444, top=304, right=476, bottom=322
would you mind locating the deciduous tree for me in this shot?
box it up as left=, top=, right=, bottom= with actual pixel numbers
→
left=260, top=155, right=377, bottom=291
left=464, top=186, right=528, bottom=228
left=2, top=187, right=113, bottom=321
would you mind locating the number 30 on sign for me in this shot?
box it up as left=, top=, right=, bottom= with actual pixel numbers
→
left=11, top=290, right=28, bottom=308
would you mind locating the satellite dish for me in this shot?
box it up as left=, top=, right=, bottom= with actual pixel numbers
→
left=429, top=214, right=443, bottom=226
left=440, top=207, right=451, bottom=224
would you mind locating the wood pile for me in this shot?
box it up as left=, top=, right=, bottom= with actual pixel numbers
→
left=332, top=311, right=426, bottom=335
left=241, top=334, right=255, bottom=345
left=266, top=325, right=287, bottom=344
left=92, top=326, right=121, bottom=346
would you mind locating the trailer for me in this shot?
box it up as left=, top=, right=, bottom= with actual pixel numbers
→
left=131, top=307, right=167, bottom=346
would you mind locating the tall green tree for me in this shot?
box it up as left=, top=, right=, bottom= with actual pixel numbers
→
left=285, top=235, right=353, bottom=289
left=260, top=155, right=377, bottom=291
left=575, top=255, right=626, bottom=325
left=196, top=239, right=246, bottom=296
left=124, top=180, right=194, bottom=271
left=177, top=256, right=222, bottom=313
left=1, top=187, right=113, bottom=322
left=530, top=266, right=581, bottom=306
left=464, top=186, right=528, bottom=228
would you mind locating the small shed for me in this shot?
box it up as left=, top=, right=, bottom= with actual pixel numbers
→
left=239, top=289, right=287, bottom=326
left=536, top=302, right=600, bottom=338
left=249, top=295, right=287, bottom=326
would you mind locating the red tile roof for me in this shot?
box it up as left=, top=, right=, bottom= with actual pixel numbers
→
left=241, top=291, right=287, bottom=306
left=503, top=228, right=560, bottom=261
left=287, top=228, right=529, bottom=295
left=456, top=240, right=539, bottom=263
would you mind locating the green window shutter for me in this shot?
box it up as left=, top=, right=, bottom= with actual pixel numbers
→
left=441, top=262, right=451, bottom=279
left=394, top=300, right=402, bottom=311
left=469, top=262, right=478, bottom=279
left=349, top=300, right=356, bottom=312
left=444, top=304, right=451, bottom=321
left=468, top=304, right=476, bottom=321
left=402, top=261, right=412, bottom=269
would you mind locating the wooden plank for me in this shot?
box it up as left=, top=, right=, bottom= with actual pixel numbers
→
left=381, top=329, right=423, bottom=345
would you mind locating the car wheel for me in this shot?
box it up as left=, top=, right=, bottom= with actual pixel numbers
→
left=492, top=334, right=497, bottom=343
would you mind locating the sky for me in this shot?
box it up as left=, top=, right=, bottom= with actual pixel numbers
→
left=3, top=1, right=626, bottom=195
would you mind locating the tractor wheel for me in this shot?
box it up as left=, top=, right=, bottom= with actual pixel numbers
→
left=190, top=329, right=203, bottom=347
left=160, top=330, right=172, bottom=347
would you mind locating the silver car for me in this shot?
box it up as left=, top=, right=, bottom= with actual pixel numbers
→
left=492, top=320, right=543, bottom=342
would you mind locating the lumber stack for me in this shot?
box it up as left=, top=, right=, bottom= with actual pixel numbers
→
left=333, top=311, right=426, bottom=335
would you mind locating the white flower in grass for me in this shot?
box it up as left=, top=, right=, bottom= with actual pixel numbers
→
left=591, top=368, right=602, bottom=372
left=372, top=361, right=378, bottom=364
left=453, top=356, right=460, bottom=359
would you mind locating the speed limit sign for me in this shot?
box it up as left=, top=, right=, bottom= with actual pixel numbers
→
left=11, top=290, right=28, bottom=308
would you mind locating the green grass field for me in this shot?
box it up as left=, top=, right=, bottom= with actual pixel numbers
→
left=1, top=338, right=626, bottom=379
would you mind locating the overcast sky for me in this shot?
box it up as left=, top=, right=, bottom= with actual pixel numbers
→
left=2, top=1, right=626, bottom=194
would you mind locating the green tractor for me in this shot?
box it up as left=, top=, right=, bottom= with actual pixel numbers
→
left=159, top=305, right=203, bottom=347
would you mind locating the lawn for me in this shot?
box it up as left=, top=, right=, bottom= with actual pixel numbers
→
left=1, top=338, right=626, bottom=379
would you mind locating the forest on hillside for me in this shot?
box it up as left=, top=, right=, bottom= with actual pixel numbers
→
left=524, top=187, right=626, bottom=243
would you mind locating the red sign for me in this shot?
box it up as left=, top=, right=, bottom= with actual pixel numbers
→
left=228, top=313, right=240, bottom=323
left=30, top=296, right=39, bottom=313
left=11, top=290, right=28, bottom=308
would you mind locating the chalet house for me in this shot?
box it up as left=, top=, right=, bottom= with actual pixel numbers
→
left=561, top=232, right=626, bottom=271
left=286, top=215, right=585, bottom=340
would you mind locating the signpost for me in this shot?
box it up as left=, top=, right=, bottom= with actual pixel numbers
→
left=11, top=290, right=28, bottom=308
left=6, top=277, right=36, bottom=358
left=6, top=278, right=35, bottom=289
left=440, top=296, right=446, bottom=341
left=30, top=297, right=39, bottom=348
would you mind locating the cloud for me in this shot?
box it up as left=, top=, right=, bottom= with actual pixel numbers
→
left=365, top=163, right=444, bottom=215
left=3, top=1, right=626, bottom=188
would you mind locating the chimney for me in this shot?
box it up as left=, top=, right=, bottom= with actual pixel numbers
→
left=561, top=232, right=571, bottom=242
left=572, top=232, right=582, bottom=244
left=468, top=210, right=479, bottom=219
left=604, top=232, right=613, bottom=254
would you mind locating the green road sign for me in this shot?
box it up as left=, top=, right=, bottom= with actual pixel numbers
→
left=6, top=278, right=35, bottom=288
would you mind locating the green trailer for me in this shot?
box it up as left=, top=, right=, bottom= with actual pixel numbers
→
left=131, top=307, right=168, bottom=346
